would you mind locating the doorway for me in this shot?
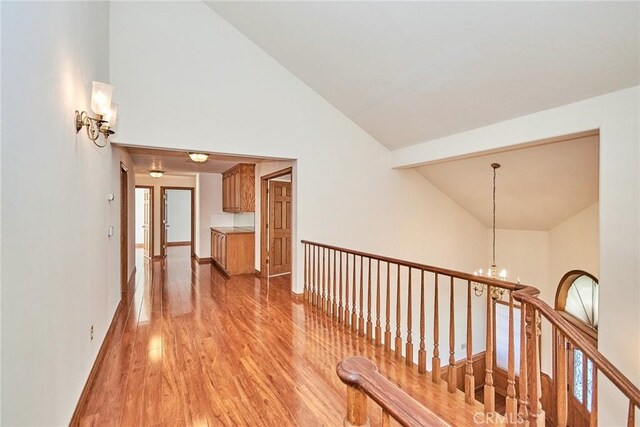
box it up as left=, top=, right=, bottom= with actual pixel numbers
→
left=120, top=163, right=130, bottom=298
left=135, top=186, right=154, bottom=259
left=260, top=168, right=293, bottom=277
left=160, top=187, right=195, bottom=258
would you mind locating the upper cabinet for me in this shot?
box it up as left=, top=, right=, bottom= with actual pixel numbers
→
left=222, top=163, right=255, bottom=213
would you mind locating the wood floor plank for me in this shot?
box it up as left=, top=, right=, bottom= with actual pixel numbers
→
left=77, top=246, right=495, bottom=426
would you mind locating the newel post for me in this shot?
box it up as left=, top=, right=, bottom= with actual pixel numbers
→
left=344, top=385, right=370, bottom=427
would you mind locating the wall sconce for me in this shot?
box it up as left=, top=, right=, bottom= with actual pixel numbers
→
left=149, top=170, right=164, bottom=178
left=75, top=81, right=117, bottom=148
left=188, top=152, right=209, bottom=163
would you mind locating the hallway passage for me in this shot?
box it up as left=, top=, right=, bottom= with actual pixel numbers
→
left=76, top=246, right=486, bottom=426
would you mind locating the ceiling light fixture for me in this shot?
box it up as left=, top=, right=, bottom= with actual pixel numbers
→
left=473, top=163, right=518, bottom=300
left=188, top=152, right=209, bottom=163
left=75, top=81, right=118, bottom=148
left=149, top=170, right=164, bottom=178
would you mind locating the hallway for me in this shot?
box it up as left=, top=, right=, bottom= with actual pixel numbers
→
left=76, top=247, right=484, bottom=426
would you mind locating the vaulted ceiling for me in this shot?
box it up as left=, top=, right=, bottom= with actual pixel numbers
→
left=416, top=134, right=599, bottom=230
left=206, top=1, right=639, bottom=150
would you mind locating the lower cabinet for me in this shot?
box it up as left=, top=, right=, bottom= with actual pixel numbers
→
left=211, top=228, right=254, bottom=276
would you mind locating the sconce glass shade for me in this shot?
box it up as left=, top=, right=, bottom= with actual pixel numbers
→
left=188, top=153, right=209, bottom=163
left=90, top=81, right=114, bottom=116
left=103, top=103, right=118, bottom=127
left=149, top=170, right=164, bottom=178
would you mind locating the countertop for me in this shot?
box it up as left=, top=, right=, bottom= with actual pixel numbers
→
left=211, top=226, right=255, bottom=235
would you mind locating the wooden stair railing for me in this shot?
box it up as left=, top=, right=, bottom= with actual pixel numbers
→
left=337, top=356, right=450, bottom=427
left=302, top=240, right=640, bottom=426
left=512, top=286, right=640, bottom=427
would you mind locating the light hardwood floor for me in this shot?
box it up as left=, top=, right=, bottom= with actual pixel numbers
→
left=76, top=246, right=489, bottom=426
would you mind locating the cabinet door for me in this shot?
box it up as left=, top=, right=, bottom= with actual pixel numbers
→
left=211, top=231, right=216, bottom=259
left=221, top=234, right=227, bottom=268
left=222, top=177, right=226, bottom=211
left=234, top=171, right=241, bottom=212
left=223, top=175, right=230, bottom=211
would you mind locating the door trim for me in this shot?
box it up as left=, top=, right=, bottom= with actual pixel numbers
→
left=135, top=185, right=154, bottom=259
left=160, top=186, right=195, bottom=258
left=120, top=162, right=130, bottom=299
left=260, top=167, right=293, bottom=278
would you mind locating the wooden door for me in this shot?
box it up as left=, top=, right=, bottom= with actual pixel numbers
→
left=268, top=181, right=292, bottom=276
left=143, top=189, right=151, bottom=258
left=567, top=345, right=596, bottom=426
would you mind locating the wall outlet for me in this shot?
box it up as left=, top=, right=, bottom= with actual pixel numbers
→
left=461, top=343, right=467, bottom=350
left=90, top=325, right=94, bottom=341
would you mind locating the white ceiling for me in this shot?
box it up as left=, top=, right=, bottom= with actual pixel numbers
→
left=124, top=147, right=268, bottom=175
left=417, top=134, right=599, bottom=231
left=206, top=1, right=640, bottom=150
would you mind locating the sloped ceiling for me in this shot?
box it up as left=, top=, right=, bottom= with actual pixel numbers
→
left=206, top=1, right=639, bottom=150
left=416, top=134, right=599, bottom=230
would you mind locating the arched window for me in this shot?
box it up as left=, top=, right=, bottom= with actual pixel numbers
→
left=555, top=270, right=599, bottom=339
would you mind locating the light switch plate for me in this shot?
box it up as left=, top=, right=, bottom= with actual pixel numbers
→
left=108, top=226, right=114, bottom=237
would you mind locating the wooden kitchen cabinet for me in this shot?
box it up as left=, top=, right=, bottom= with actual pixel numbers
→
left=211, top=227, right=255, bottom=276
left=222, top=164, right=255, bottom=213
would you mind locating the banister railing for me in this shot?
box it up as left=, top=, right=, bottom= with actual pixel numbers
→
left=337, top=356, right=450, bottom=427
left=512, top=288, right=640, bottom=426
left=302, top=240, right=640, bottom=427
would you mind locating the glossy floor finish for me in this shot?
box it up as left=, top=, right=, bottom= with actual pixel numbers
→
left=77, top=247, right=489, bottom=426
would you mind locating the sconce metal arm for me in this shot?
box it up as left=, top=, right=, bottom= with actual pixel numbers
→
left=75, top=110, right=110, bottom=148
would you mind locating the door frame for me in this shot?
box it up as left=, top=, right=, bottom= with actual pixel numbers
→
left=260, top=167, right=293, bottom=278
left=135, top=185, right=154, bottom=258
left=120, top=163, right=129, bottom=298
left=160, top=186, right=195, bottom=258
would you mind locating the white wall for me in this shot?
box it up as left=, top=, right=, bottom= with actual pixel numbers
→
left=110, top=1, right=488, bottom=285
left=394, top=86, right=638, bottom=424
left=135, top=188, right=146, bottom=244
left=195, top=173, right=218, bottom=258
left=0, top=1, right=4, bottom=420
left=134, top=174, right=195, bottom=256
left=548, top=203, right=599, bottom=299
left=491, top=229, right=549, bottom=290
left=165, top=189, right=191, bottom=243
left=110, top=1, right=489, bottom=366
left=597, top=88, right=639, bottom=425
left=1, top=2, right=136, bottom=424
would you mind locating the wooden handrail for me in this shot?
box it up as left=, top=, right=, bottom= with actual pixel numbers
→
left=336, top=356, right=451, bottom=427
left=301, top=240, right=525, bottom=291
left=513, top=287, right=640, bottom=409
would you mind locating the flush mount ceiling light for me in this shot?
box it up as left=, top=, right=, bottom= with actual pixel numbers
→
left=188, top=152, right=209, bottom=163
left=149, top=170, right=164, bottom=178
left=75, top=81, right=118, bottom=148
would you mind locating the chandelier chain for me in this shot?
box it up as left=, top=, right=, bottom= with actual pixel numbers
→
left=492, top=164, right=496, bottom=265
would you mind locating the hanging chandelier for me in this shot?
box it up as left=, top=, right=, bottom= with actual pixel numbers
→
left=473, top=163, right=514, bottom=300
